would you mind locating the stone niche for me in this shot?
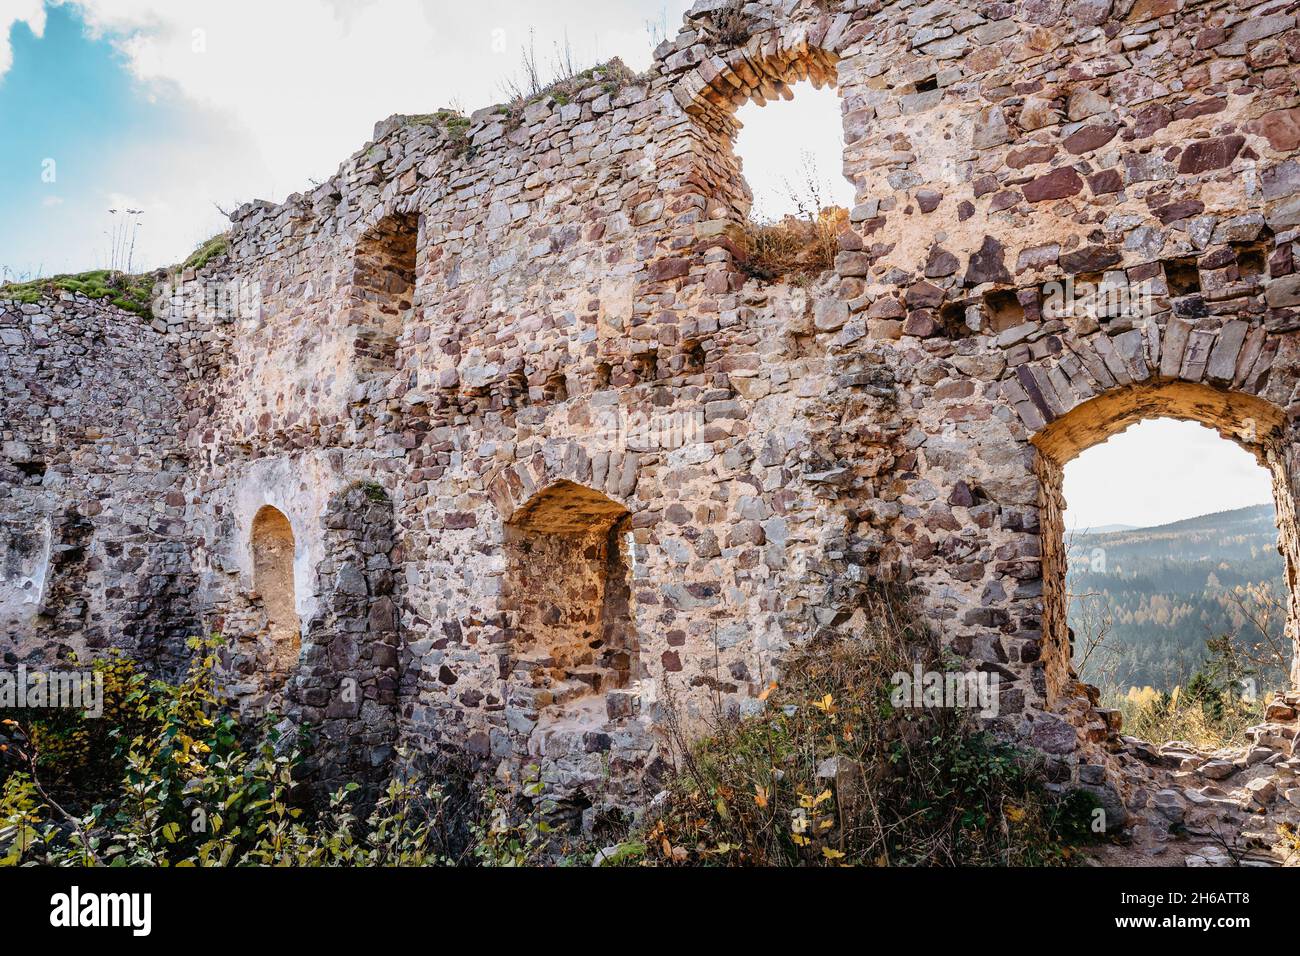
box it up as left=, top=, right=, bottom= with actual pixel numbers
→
left=349, top=212, right=417, bottom=379
left=502, top=481, right=640, bottom=740
left=250, top=505, right=302, bottom=676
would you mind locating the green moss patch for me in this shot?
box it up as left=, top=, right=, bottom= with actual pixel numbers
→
left=0, top=269, right=156, bottom=318
left=182, top=232, right=229, bottom=271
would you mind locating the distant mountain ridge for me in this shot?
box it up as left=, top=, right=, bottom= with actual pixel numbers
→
left=1071, top=503, right=1275, bottom=539
left=1066, top=502, right=1285, bottom=691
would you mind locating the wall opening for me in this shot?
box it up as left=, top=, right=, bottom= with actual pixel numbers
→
left=350, top=213, right=417, bottom=379
left=251, top=505, right=300, bottom=673
left=681, top=33, right=849, bottom=286
left=503, top=481, right=637, bottom=726
left=723, top=79, right=852, bottom=284
left=1034, top=382, right=1300, bottom=745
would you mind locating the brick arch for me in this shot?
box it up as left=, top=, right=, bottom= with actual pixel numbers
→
left=671, top=20, right=847, bottom=124
left=1028, top=378, right=1300, bottom=704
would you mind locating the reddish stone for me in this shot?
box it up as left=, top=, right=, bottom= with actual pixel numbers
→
left=1023, top=166, right=1084, bottom=202
left=1153, top=199, right=1205, bottom=223
left=1178, top=135, right=1245, bottom=174
left=1246, top=107, right=1300, bottom=152
left=1063, top=123, right=1119, bottom=154
left=925, top=246, right=960, bottom=277
left=990, top=191, right=1020, bottom=211
left=649, top=257, right=690, bottom=281
left=916, top=188, right=943, bottom=213
left=1175, top=98, right=1226, bottom=122
left=1133, top=104, right=1172, bottom=138
left=1129, top=0, right=1177, bottom=20
left=1007, top=145, right=1057, bottom=169
left=1059, top=245, right=1121, bottom=273
left=965, top=235, right=1013, bottom=285
left=1088, top=168, right=1123, bottom=194
left=905, top=281, right=945, bottom=308
left=903, top=310, right=942, bottom=337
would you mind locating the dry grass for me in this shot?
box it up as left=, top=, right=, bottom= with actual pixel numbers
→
left=1107, top=685, right=1266, bottom=751
left=727, top=207, right=847, bottom=284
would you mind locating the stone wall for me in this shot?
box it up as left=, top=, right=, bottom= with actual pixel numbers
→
left=8, top=0, right=1300, bottom=831
left=0, top=292, right=198, bottom=672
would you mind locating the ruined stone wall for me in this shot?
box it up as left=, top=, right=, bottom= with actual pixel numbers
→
left=10, top=0, right=1300, bottom=821
left=0, top=293, right=198, bottom=671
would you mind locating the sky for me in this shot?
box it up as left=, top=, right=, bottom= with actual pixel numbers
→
left=0, top=0, right=692, bottom=275
left=1063, top=418, right=1275, bottom=531
left=0, top=0, right=856, bottom=277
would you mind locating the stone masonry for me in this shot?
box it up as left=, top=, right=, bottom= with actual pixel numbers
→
left=6, top=0, right=1300, bottom=854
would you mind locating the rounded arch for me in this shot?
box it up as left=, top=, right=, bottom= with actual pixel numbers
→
left=251, top=505, right=301, bottom=671
left=1031, top=380, right=1300, bottom=703
left=502, top=480, right=639, bottom=720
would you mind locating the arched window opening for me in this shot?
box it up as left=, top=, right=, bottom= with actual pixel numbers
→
left=351, top=213, right=417, bottom=379
left=727, top=79, right=852, bottom=284
left=1034, top=382, right=1299, bottom=749
left=734, top=82, right=853, bottom=223
left=503, top=482, right=637, bottom=726
left=251, top=506, right=300, bottom=671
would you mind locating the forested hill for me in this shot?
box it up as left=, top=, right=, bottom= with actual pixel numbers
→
left=1065, top=503, right=1287, bottom=691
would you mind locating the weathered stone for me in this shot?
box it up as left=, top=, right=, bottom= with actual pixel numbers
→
left=1023, top=166, right=1084, bottom=202
left=964, top=236, right=1012, bottom=285
left=1178, top=135, right=1245, bottom=174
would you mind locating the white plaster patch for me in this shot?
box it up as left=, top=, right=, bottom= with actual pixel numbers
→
left=0, top=516, right=52, bottom=629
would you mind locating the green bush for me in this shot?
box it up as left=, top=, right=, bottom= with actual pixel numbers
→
left=0, top=638, right=461, bottom=867
left=616, top=589, right=1098, bottom=867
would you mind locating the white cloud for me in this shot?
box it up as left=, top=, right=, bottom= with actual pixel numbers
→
left=66, top=0, right=693, bottom=194
left=17, top=0, right=693, bottom=269
left=8, top=1, right=842, bottom=272
left=0, top=0, right=46, bottom=79
left=1064, top=418, right=1275, bottom=530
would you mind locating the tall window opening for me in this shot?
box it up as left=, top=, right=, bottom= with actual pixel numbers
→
left=351, top=213, right=417, bottom=379
left=503, top=482, right=637, bottom=727
left=251, top=505, right=300, bottom=672
left=1041, top=387, right=1298, bottom=749
left=727, top=80, right=853, bottom=283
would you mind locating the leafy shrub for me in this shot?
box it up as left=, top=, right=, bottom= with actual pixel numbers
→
left=617, top=589, right=1097, bottom=867
left=0, top=638, right=464, bottom=867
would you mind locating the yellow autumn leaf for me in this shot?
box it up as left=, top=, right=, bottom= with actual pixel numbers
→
left=791, top=834, right=810, bottom=847
left=822, top=848, right=845, bottom=860
left=758, top=682, right=778, bottom=702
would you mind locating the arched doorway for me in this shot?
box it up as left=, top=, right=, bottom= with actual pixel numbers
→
left=502, top=481, right=637, bottom=723
left=251, top=505, right=301, bottom=673
left=1033, top=381, right=1300, bottom=706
